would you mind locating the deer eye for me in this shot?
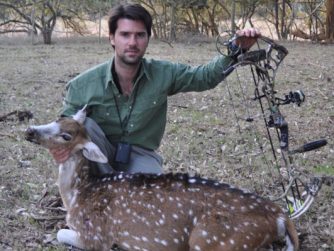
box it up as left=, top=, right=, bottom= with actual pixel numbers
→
left=60, top=133, right=72, bottom=141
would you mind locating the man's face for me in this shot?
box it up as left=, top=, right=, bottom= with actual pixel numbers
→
left=110, top=18, right=149, bottom=65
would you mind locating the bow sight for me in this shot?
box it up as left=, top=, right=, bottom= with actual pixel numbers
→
left=217, top=33, right=328, bottom=219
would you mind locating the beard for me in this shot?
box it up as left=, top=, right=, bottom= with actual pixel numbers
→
left=119, top=48, right=144, bottom=65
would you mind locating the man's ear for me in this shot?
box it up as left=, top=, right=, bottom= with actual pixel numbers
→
left=82, top=141, right=108, bottom=163
left=109, top=34, right=115, bottom=47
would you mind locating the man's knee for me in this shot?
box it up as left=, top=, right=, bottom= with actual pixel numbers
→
left=84, top=117, right=115, bottom=160
left=127, top=146, right=163, bottom=174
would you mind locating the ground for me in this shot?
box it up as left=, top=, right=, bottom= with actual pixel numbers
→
left=0, top=36, right=333, bottom=250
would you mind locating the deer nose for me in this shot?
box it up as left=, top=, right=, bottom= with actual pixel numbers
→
left=25, top=127, right=37, bottom=141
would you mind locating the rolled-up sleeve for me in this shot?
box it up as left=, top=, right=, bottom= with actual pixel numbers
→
left=168, top=55, right=234, bottom=95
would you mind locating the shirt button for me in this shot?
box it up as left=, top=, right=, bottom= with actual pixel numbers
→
left=153, top=101, right=156, bottom=105
left=130, top=124, right=134, bottom=127
left=106, top=113, right=110, bottom=116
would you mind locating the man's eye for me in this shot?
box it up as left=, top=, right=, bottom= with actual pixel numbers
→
left=137, top=33, right=146, bottom=38
left=121, top=32, right=130, bottom=37
left=60, top=133, right=72, bottom=141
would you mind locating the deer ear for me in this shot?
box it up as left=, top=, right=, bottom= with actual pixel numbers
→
left=72, top=105, right=87, bottom=124
left=82, top=141, right=108, bottom=163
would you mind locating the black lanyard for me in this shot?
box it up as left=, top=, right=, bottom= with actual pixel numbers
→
left=111, top=83, right=139, bottom=137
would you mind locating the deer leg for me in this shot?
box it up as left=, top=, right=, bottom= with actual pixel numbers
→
left=189, top=213, right=278, bottom=251
left=57, top=229, right=85, bottom=249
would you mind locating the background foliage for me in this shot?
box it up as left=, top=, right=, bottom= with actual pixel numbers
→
left=0, top=0, right=333, bottom=44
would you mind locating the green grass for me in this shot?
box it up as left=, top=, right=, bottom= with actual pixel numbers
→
left=313, top=165, right=334, bottom=175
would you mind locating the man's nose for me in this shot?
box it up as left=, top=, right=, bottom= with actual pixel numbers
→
left=128, top=35, right=137, bottom=45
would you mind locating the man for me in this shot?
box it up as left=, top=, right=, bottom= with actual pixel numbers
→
left=51, top=3, right=260, bottom=175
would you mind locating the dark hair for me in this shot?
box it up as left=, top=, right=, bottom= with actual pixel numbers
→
left=108, top=4, right=152, bottom=37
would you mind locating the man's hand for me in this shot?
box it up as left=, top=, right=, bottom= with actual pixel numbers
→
left=49, top=147, right=71, bottom=164
left=235, top=28, right=261, bottom=50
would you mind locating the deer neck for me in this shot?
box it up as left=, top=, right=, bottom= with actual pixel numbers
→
left=57, top=152, right=90, bottom=210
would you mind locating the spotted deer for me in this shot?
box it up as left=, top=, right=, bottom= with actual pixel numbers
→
left=25, top=107, right=299, bottom=251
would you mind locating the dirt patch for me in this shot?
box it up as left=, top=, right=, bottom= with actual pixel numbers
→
left=0, top=36, right=333, bottom=250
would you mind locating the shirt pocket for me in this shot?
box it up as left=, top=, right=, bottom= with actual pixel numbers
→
left=129, top=94, right=167, bottom=130
left=90, top=105, right=122, bottom=135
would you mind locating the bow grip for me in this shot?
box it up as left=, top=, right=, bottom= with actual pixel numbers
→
left=237, top=49, right=267, bottom=63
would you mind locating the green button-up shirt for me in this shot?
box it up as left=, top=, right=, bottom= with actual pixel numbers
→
left=62, top=55, right=234, bottom=150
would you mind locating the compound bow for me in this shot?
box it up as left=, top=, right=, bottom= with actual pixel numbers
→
left=216, top=33, right=328, bottom=219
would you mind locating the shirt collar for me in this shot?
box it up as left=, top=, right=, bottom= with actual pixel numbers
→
left=105, top=57, right=151, bottom=89
left=141, top=58, right=152, bottom=81
left=105, top=58, right=114, bottom=89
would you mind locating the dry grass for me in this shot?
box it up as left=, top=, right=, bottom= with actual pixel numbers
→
left=0, top=36, right=333, bottom=250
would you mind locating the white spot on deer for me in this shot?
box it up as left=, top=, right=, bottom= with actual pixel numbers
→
left=154, top=237, right=160, bottom=243
left=161, top=240, right=168, bottom=246
left=120, top=231, right=129, bottom=236
left=188, top=178, right=197, bottom=183
left=194, top=245, right=201, bottom=251
left=122, top=242, right=130, bottom=249
left=141, top=236, right=149, bottom=242
left=132, top=236, right=140, bottom=241
left=193, top=216, right=198, bottom=225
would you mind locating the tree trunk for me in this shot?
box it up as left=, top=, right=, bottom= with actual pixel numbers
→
left=326, top=0, right=334, bottom=42
left=274, top=0, right=281, bottom=39
left=169, top=2, right=176, bottom=41
left=231, top=0, right=236, bottom=33
left=31, top=5, right=36, bottom=45
left=98, top=0, right=102, bottom=44
left=42, top=29, right=52, bottom=44
left=281, top=0, right=287, bottom=39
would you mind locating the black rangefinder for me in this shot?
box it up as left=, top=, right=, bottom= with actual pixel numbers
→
left=114, top=142, right=131, bottom=164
